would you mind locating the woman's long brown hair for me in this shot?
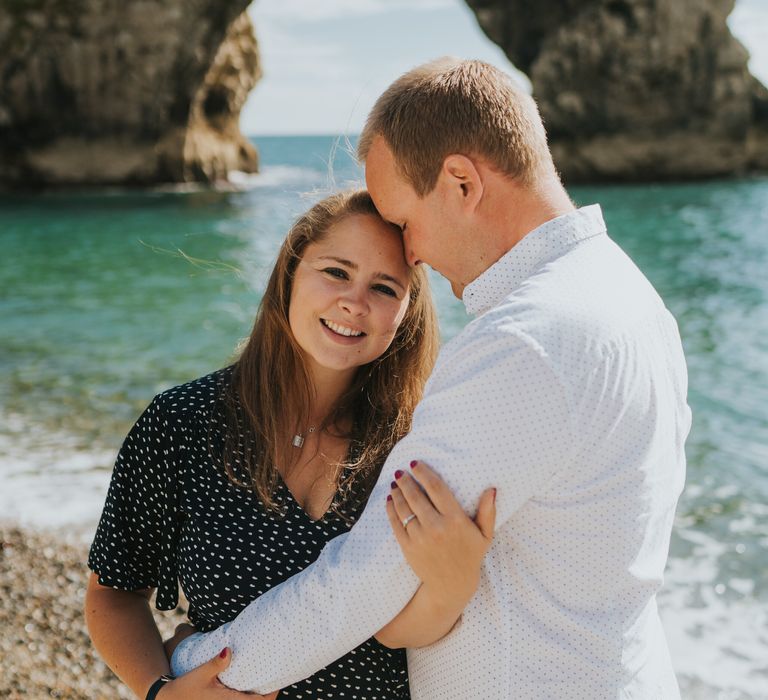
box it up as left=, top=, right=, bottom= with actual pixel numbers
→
left=220, top=190, right=440, bottom=515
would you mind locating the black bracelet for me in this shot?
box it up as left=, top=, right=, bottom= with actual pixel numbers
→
left=145, top=674, right=175, bottom=700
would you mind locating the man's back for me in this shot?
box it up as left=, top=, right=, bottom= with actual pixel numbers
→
left=408, top=207, right=690, bottom=698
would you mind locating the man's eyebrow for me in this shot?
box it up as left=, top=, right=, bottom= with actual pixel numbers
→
left=316, top=255, right=406, bottom=291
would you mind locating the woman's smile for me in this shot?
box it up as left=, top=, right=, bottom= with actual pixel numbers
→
left=320, top=318, right=366, bottom=340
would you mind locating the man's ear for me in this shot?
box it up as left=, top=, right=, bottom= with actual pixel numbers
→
left=441, top=154, right=483, bottom=212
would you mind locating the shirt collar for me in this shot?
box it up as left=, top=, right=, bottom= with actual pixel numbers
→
left=462, top=204, right=607, bottom=316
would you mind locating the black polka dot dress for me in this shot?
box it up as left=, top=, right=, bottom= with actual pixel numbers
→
left=88, top=368, right=410, bottom=699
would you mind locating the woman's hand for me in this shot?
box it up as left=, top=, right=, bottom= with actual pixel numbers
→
left=158, top=647, right=279, bottom=699
left=164, top=622, right=198, bottom=661
left=386, top=460, right=496, bottom=608
left=374, top=461, right=496, bottom=649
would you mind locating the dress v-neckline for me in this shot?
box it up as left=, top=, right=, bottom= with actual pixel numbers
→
left=275, top=433, right=361, bottom=523
left=276, top=471, right=339, bottom=524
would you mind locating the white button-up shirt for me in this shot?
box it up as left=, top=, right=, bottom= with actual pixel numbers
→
left=173, top=205, right=690, bottom=699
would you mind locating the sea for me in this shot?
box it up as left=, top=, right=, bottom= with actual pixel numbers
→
left=1, top=135, right=766, bottom=698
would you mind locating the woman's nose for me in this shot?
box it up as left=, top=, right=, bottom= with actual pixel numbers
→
left=338, top=287, right=369, bottom=316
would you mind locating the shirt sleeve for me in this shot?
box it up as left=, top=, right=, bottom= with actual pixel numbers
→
left=87, top=394, right=185, bottom=610
left=171, top=327, right=576, bottom=692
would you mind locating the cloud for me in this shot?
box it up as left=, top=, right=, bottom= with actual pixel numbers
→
left=728, top=0, right=768, bottom=83
left=249, top=14, right=355, bottom=83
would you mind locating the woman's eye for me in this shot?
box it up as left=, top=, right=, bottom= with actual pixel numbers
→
left=323, top=267, right=348, bottom=279
left=374, top=284, right=398, bottom=298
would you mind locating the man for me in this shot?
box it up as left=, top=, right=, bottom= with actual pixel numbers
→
left=173, top=58, right=690, bottom=698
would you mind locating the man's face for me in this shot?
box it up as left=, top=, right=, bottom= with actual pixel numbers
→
left=365, top=137, right=463, bottom=293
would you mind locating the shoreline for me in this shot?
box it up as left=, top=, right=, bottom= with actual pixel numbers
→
left=0, top=525, right=186, bottom=699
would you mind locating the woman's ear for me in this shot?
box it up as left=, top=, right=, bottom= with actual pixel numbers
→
left=441, top=154, right=484, bottom=212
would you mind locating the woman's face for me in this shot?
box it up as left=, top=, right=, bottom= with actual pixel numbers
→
left=288, top=213, right=411, bottom=387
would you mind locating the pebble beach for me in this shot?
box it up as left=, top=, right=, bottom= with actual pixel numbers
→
left=0, top=526, right=186, bottom=699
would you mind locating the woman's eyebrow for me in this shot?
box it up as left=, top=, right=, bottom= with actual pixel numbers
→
left=317, top=255, right=355, bottom=268
left=316, top=255, right=406, bottom=291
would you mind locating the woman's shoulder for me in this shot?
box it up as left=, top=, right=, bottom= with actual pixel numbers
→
left=150, top=366, right=235, bottom=423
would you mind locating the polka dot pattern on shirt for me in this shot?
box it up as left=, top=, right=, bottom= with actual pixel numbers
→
left=88, top=367, right=409, bottom=699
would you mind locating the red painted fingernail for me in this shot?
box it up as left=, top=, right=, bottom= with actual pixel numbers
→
left=410, top=460, right=418, bottom=468
left=492, top=488, right=497, bottom=503
left=219, top=648, right=228, bottom=659
left=394, top=470, right=404, bottom=479
left=386, top=494, right=392, bottom=502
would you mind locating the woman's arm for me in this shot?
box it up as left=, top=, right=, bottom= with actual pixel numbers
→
left=375, top=582, right=465, bottom=649
left=85, top=574, right=169, bottom=697
left=85, top=573, right=270, bottom=699
left=375, top=461, right=496, bottom=649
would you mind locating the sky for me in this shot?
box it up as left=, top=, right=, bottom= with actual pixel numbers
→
left=242, top=0, right=768, bottom=136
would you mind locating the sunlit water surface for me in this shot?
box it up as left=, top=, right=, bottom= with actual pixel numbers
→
left=1, top=136, right=766, bottom=698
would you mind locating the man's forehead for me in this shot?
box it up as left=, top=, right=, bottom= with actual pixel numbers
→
left=365, top=136, right=397, bottom=173
left=366, top=142, right=406, bottom=194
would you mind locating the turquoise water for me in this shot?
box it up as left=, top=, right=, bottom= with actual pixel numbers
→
left=1, top=136, right=767, bottom=697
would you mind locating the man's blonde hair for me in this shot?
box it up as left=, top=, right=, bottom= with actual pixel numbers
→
left=358, top=57, right=554, bottom=196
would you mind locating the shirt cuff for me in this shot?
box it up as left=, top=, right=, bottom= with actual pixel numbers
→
left=170, top=632, right=206, bottom=676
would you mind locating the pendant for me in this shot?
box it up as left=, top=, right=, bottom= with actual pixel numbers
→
left=291, top=426, right=314, bottom=449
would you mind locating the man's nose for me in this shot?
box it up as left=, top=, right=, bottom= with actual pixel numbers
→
left=402, top=232, right=422, bottom=268
left=405, top=249, right=422, bottom=268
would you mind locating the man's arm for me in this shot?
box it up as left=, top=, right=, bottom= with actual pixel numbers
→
left=172, top=328, right=575, bottom=693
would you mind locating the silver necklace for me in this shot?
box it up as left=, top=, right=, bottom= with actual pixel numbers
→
left=291, top=425, right=315, bottom=448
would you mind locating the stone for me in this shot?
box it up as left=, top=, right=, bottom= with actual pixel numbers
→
left=0, top=526, right=187, bottom=698
left=465, top=0, right=768, bottom=181
left=0, top=0, right=260, bottom=189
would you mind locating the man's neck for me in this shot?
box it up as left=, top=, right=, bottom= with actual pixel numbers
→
left=497, top=175, right=576, bottom=251
left=452, top=174, right=575, bottom=299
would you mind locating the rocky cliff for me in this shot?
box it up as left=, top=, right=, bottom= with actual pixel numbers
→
left=466, top=0, right=768, bottom=181
left=0, top=0, right=260, bottom=188
left=2, top=0, right=766, bottom=187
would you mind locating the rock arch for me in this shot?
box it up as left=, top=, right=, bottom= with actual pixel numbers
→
left=1, top=0, right=765, bottom=187
left=465, top=0, right=768, bottom=180
left=0, top=1, right=260, bottom=188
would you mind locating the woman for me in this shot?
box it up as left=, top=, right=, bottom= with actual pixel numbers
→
left=85, top=190, right=495, bottom=700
